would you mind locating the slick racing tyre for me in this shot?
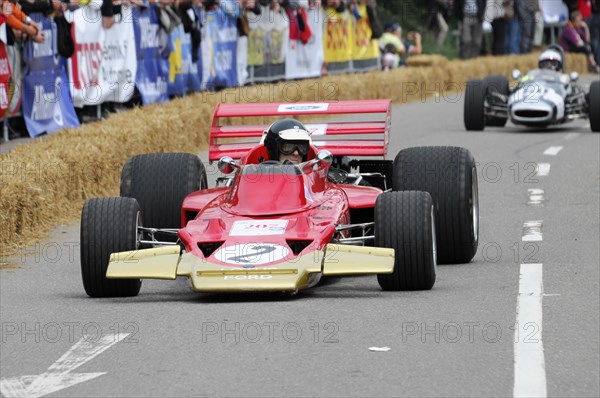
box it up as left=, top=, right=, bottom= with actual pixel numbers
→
left=120, top=153, right=207, bottom=228
left=589, top=81, right=600, bottom=133
left=483, top=75, right=509, bottom=127
left=375, top=191, right=436, bottom=291
left=464, top=79, right=485, bottom=131
left=392, top=147, right=479, bottom=264
left=81, top=197, right=142, bottom=298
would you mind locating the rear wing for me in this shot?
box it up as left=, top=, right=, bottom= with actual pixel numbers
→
left=208, top=100, right=392, bottom=162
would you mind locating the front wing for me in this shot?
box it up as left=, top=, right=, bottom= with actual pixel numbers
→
left=106, top=244, right=395, bottom=293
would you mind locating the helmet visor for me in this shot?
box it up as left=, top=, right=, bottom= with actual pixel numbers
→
left=279, top=140, right=309, bottom=156
left=540, top=59, right=560, bottom=70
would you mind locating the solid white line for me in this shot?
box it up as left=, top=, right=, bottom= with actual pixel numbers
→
left=522, top=221, right=543, bottom=242
left=527, top=189, right=545, bottom=206
left=536, top=163, right=551, bottom=177
left=543, top=146, right=563, bottom=156
left=514, top=263, right=546, bottom=398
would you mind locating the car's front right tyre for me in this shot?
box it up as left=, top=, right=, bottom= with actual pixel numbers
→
left=81, top=197, right=142, bottom=298
left=375, top=191, right=436, bottom=291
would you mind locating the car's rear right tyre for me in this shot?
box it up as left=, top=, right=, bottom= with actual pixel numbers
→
left=80, top=197, right=142, bottom=298
left=120, top=153, right=207, bottom=228
left=589, top=81, right=600, bottom=132
left=464, top=79, right=485, bottom=131
left=375, top=191, right=436, bottom=291
left=393, top=146, right=479, bottom=264
left=483, top=75, right=509, bottom=127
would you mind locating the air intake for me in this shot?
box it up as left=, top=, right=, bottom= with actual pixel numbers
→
left=286, top=240, right=313, bottom=256
left=198, top=242, right=224, bottom=257
left=515, top=110, right=549, bottom=118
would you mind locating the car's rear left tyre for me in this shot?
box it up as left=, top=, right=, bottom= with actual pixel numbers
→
left=81, top=197, right=142, bottom=298
left=375, top=191, right=436, bottom=291
left=464, top=79, right=485, bottom=131
left=483, top=75, right=509, bottom=127
left=393, top=146, right=479, bottom=264
left=589, top=81, right=600, bottom=132
left=120, top=153, right=207, bottom=228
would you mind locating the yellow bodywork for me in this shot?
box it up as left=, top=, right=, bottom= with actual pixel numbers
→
left=106, top=244, right=395, bottom=293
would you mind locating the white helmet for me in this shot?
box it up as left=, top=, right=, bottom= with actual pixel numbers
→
left=538, top=49, right=563, bottom=72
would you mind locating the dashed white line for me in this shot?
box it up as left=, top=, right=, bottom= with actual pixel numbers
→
left=564, top=132, right=580, bottom=140
left=522, top=221, right=543, bottom=242
left=536, top=163, right=551, bottom=177
left=543, top=146, right=563, bottom=156
left=527, top=189, right=545, bottom=206
left=514, top=263, right=546, bottom=398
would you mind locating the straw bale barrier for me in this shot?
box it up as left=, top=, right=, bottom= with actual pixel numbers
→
left=0, top=53, right=588, bottom=265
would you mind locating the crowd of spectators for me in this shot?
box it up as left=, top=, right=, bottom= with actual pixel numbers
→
left=447, top=0, right=599, bottom=71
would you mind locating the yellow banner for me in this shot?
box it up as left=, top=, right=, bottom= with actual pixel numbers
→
left=323, top=9, right=351, bottom=63
left=350, top=5, right=380, bottom=60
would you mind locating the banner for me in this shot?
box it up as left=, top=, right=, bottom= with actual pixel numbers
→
left=349, top=5, right=379, bottom=61
left=200, top=7, right=239, bottom=90
left=247, top=6, right=288, bottom=66
left=323, top=8, right=351, bottom=63
left=0, top=42, right=10, bottom=121
left=133, top=6, right=168, bottom=105
left=21, top=14, right=79, bottom=137
left=167, top=24, right=185, bottom=96
left=285, top=8, right=324, bottom=80
left=68, top=5, right=137, bottom=107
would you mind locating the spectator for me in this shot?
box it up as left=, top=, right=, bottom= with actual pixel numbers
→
left=454, top=0, right=486, bottom=59
left=519, top=0, right=540, bottom=53
left=378, top=22, right=421, bottom=69
left=3, top=1, right=45, bottom=43
left=591, top=0, right=599, bottom=65
left=378, top=22, right=404, bottom=69
left=560, top=9, right=599, bottom=70
left=485, top=0, right=507, bottom=55
left=504, top=0, right=520, bottom=53
left=426, top=0, right=451, bottom=49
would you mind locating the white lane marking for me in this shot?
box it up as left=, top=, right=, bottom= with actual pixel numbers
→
left=527, top=189, right=545, bottom=206
left=543, top=146, right=563, bottom=156
left=0, top=333, right=129, bottom=398
left=564, top=132, right=580, bottom=140
left=368, top=347, right=391, bottom=352
left=522, top=221, right=543, bottom=242
left=536, top=163, right=551, bottom=177
left=514, top=263, right=546, bottom=398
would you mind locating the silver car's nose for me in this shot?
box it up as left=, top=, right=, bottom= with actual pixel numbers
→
left=510, top=100, right=555, bottom=125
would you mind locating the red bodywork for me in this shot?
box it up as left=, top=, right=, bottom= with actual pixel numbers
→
left=178, top=100, right=389, bottom=268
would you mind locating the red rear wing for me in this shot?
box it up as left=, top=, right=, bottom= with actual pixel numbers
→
left=208, top=100, right=392, bottom=162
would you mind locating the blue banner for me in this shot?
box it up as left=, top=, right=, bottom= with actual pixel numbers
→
left=133, top=6, right=169, bottom=105
left=199, top=6, right=238, bottom=90
left=22, top=14, right=80, bottom=137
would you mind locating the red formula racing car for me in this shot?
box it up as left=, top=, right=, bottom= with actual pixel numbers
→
left=80, top=100, right=479, bottom=297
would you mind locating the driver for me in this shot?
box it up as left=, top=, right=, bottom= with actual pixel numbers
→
left=538, top=49, right=563, bottom=72
left=263, top=118, right=312, bottom=163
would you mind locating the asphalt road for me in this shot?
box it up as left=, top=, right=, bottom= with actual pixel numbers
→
left=1, top=82, right=599, bottom=397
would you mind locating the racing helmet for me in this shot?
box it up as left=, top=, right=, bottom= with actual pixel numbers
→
left=263, top=118, right=312, bottom=161
left=538, top=49, right=563, bottom=72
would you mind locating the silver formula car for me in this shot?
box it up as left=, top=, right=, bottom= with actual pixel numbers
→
left=464, top=46, right=599, bottom=132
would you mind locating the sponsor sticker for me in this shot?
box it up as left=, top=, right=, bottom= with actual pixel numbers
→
left=214, top=243, right=290, bottom=265
left=230, top=220, right=289, bottom=236
left=277, top=103, right=329, bottom=112
left=304, top=123, right=327, bottom=136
